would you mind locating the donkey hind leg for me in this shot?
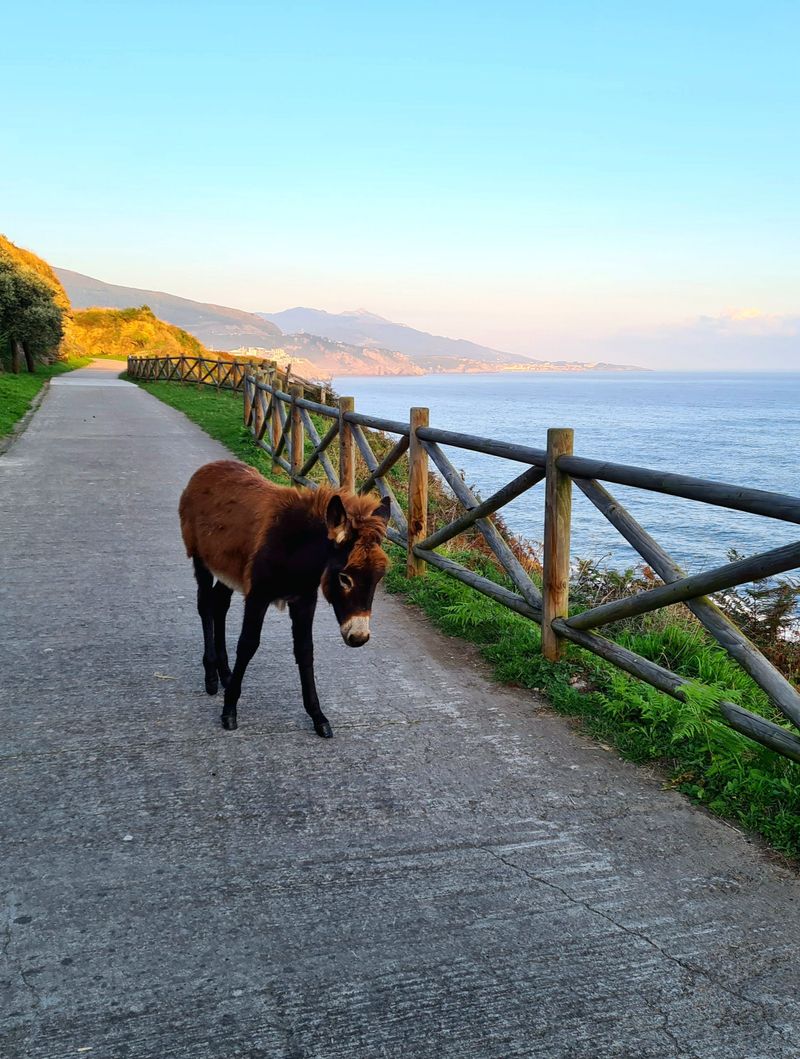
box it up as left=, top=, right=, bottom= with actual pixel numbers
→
left=193, top=557, right=219, bottom=695
left=221, top=593, right=269, bottom=731
left=212, top=581, right=233, bottom=688
left=289, top=594, right=331, bottom=738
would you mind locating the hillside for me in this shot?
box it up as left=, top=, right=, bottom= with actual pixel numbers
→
left=57, top=266, right=422, bottom=376
left=56, top=268, right=281, bottom=351
left=57, top=266, right=643, bottom=375
left=1, top=234, right=76, bottom=365
left=1, top=235, right=70, bottom=312
left=260, top=307, right=539, bottom=371
left=238, top=334, right=424, bottom=378
left=70, top=306, right=210, bottom=360
left=3, top=237, right=216, bottom=369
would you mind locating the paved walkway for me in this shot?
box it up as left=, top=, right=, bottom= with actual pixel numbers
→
left=2, top=361, right=800, bottom=1058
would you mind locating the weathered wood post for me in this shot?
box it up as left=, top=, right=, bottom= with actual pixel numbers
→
left=339, top=396, right=355, bottom=492
left=542, top=427, right=574, bottom=661
left=270, top=369, right=281, bottom=471
left=243, top=369, right=253, bottom=429
left=253, top=371, right=265, bottom=439
left=290, top=384, right=304, bottom=485
left=407, top=407, right=429, bottom=578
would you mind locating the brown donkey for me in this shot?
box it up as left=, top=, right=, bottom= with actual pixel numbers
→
left=179, top=460, right=390, bottom=735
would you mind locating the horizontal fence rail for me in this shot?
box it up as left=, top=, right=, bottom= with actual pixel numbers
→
left=132, top=354, right=800, bottom=763
left=127, top=354, right=329, bottom=403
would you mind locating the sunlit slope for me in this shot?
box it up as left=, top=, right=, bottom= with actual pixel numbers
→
left=57, top=267, right=282, bottom=351
left=70, top=306, right=210, bottom=360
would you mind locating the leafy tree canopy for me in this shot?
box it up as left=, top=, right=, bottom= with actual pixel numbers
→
left=0, top=244, right=65, bottom=366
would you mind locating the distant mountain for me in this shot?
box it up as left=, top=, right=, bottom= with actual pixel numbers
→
left=260, top=307, right=539, bottom=372
left=239, top=334, right=424, bottom=378
left=56, top=267, right=643, bottom=375
left=56, top=268, right=281, bottom=351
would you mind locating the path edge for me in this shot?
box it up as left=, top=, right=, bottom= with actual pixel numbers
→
left=0, top=378, right=52, bottom=457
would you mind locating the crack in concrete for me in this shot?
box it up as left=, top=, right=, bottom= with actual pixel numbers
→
left=480, top=845, right=786, bottom=1042
left=2, top=918, right=13, bottom=963
left=658, top=1007, right=702, bottom=1059
left=2, top=915, right=42, bottom=1012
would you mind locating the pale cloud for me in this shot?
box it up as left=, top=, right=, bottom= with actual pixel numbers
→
left=696, top=310, right=800, bottom=337
left=599, top=312, right=800, bottom=370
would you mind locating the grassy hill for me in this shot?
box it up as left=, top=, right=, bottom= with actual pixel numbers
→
left=56, top=267, right=282, bottom=351
left=70, top=305, right=210, bottom=360
left=1, top=234, right=70, bottom=313
left=2, top=238, right=210, bottom=366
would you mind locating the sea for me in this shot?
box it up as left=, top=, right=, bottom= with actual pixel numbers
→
left=331, top=372, right=800, bottom=575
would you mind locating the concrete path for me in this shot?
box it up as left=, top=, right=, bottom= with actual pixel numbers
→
left=2, top=361, right=800, bottom=1058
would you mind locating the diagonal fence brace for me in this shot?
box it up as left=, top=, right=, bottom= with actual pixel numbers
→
left=421, top=440, right=542, bottom=611
left=574, top=476, right=800, bottom=731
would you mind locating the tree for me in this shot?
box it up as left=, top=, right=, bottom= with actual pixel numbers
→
left=0, top=247, right=65, bottom=372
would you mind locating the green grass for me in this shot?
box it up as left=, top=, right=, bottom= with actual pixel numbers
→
left=134, top=374, right=800, bottom=859
left=0, top=358, right=91, bottom=439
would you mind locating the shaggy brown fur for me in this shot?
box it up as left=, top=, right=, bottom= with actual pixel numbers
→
left=178, top=459, right=391, bottom=735
left=179, top=460, right=389, bottom=596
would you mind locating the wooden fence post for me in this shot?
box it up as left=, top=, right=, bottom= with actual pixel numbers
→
left=252, top=373, right=263, bottom=438
left=542, top=427, right=574, bottom=661
left=270, top=370, right=281, bottom=471
left=290, top=384, right=304, bottom=484
left=407, top=407, right=429, bottom=578
left=339, top=397, right=355, bottom=492
left=243, top=371, right=253, bottom=429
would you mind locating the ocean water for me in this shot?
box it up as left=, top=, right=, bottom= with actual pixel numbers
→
left=331, top=372, right=800, bottom=575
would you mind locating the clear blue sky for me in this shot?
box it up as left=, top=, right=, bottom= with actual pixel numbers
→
left=2, top=1, right=798, bottom=368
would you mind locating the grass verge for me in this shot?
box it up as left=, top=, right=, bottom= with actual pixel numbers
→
left=0, top=358, right=91, bottom=440
left=134, top=374, right=800, bottom=859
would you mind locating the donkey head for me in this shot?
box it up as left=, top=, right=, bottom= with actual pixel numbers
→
left=321, top=493, right=391, bottom=646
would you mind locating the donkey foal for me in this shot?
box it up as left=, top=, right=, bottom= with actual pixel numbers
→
left=179, top=460, right=390, bottom=735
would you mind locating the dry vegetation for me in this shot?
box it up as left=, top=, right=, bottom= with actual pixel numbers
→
left=70, top=306, right=209, bottom=361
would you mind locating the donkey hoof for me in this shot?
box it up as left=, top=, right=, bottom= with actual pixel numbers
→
left=205, top=675, right=219, bottom=696
left=221, top=712, right=238, bottom=731
left=314, top=720, right=333, bottom=739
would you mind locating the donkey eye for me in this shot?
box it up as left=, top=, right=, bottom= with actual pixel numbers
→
left=338, top=572, right=354, bottom=590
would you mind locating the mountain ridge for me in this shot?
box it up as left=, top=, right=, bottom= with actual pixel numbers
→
left=56, top=267, right=643, bottom=375
left=260, top=306, right=538, bottom=370
left=55, top=268, right=282, bottom=350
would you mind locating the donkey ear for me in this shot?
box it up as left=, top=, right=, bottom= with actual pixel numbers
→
left=373, top=495, right=391, bottom=525
left=326, top=494, right=348, bottom=542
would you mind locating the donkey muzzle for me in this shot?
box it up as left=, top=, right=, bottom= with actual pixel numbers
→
left=340, top=615, right=370, bottom=647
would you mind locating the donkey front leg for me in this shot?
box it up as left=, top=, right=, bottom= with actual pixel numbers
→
left=289, top=594, right=332, bottom=738
left=221, top=593, right=268, bottom=731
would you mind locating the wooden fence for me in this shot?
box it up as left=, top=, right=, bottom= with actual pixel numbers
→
left=127, top=354, right=329, bottom=403
left=131, top=354, right=800, bottom=762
